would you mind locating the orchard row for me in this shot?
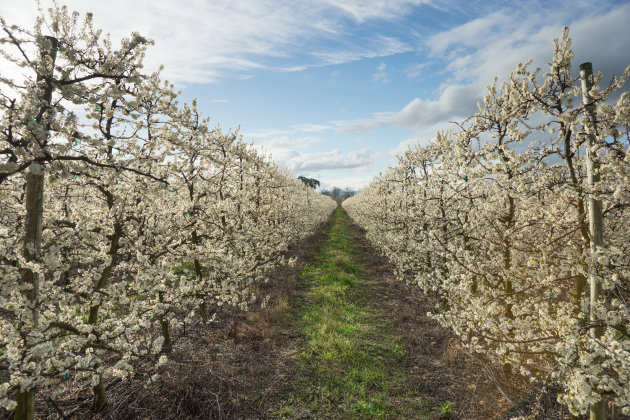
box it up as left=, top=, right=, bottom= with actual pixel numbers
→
left=344, top=29, right=630, bottom=416
left=0, top=6, right=336, bottom=416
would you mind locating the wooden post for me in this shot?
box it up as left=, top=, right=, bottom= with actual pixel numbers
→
left=579, top=61, right=605, bottom=420
left=14, top=164, right=44, bottom=420
left=15, top=36, right=57, bottom=420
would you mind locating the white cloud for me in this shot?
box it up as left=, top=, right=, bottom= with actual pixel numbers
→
left=247, top=123, right=332, bottom=141
left=320, top=0, right=432, bottom=23
left=335, top=2, right=630, bottom=137
left=312, top=35, right=412, bottom=65
left=318, top=174, right=374, bottom=191
left=405, top=61, right=431, bottom=78
left=252, top=134, right=321, bottom=165
left=263, top=135, right=322, bottom=150
left=391, top=84, right=479, bottom=130
left=254, top=135, right=373, bottom=173
left=287, top=148, right=373, bottom=171
left=388, top=123, right=447, bottom=157
left=247, top=128, right=291, bottom=139
left=333, top=114, right=392, bottom=133
left=290, top=123, right=334, bottom=133
left=0, top=0, right=435, bottom=85
left=428, top=2, right=630, bottom=87
left=337, top=84, right=478, bottom=133
left=373, top=61, right=388, bottom=82
left=280, top=65, right=311, bottom=72
left=427, top=9, right=510, bottom=57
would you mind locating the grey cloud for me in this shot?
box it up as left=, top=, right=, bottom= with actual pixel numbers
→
left=428, top=2, right=630, bottom=88
left=337, top=84, right=479, bottom=133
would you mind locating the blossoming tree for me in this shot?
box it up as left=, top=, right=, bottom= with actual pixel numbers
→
left=343, top=29, right=630, bottom=417
left=0, top=5, right=336, bottom=420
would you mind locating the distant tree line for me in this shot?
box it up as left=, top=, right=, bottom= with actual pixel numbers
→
left=321, top=186, right=357, bottom=205
left=297, top=176, right=357, bottom=206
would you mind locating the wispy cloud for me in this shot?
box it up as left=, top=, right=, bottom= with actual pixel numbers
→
left=0, top=0, right=436, bottom=85
left=320, top=0, right=433, bottom=23
left=252, top=135, right=320, bottom=165
left=405, top=61, right=431, bottom=78
left=247, top=123, right=333, bottom=140
left=280, top=65, right=311, bottom=72
left=318, top=174, right=374, bottom=191
left=262, top=135, right=322, bottom=150
left=427, top=2, right=630, bottom=86
left=290, top=123, right=334, bottom=133
left=373, top=61, right=388, bottom=82
left=247, top=129, right=292, bottom=139
left=311, top=35, right=412, bottom=65
left=253, top=133, right=372, bottom=173
left=336, top=2, right=630, bottom=135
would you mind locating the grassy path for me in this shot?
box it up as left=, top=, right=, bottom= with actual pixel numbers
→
left=273, top=208, right=434, bottom=419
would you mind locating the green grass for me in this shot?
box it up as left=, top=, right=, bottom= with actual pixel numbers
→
left=272, top=208, right=431, bottom=419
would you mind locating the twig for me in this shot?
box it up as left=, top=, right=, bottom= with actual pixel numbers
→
left=104, top=377, right=121, bottom=390
left=62, top=405, right=82, bottom=420
left=45, top=396, right=65, bottom=418
left=469, top=353, right=514, bottom=405
left=480, top=364, right=514, bottom=405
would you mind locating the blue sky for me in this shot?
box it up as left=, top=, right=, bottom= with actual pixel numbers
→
left=3, top=0, right=630, bottom=190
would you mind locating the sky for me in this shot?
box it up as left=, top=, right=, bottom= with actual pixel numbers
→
left=2, top=0, right=630, bottom=191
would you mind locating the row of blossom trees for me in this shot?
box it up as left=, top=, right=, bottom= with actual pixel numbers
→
left=343, top=29, right=630, bottom=417
left=0, top=5, right=336, bottom=419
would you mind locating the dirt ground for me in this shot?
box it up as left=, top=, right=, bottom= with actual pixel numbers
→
left=3, top=210, right=604, bottom=419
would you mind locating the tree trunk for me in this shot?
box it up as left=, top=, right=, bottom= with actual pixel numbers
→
left=87, top=221, right=122, bottom=412
left=15, top=36, right=57, bottom=420
left=15, top=168, right=44, bottom=420
left=92, top=379, right=106, bottom=412
left=158, top=291, right=172, bottom=352
left=191, top=229, right=207, bottom=323
left=13, top=392, right=35, bottom=420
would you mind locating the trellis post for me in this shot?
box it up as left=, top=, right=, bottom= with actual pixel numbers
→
left=579, top=61, right=605, bottom=420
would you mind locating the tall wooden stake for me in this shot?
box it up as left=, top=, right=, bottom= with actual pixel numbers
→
left=14, top=36, right=57, bottom=420
left=579, top=62, right=605, bottom=420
